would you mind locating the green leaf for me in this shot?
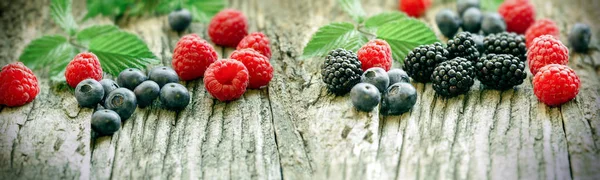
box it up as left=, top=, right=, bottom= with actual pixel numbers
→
left=364, top=12, right=407, bottom=28
left=76, top=25, right=120, bottom=46
left=50, top=0, right=78, bottom=35
left=88, top=31, right=160, bottom=76
left=302, top=22, right=369, bottom=58
left=19, top=35, right=79, bottom=79
left=481, top=0, right=504, bottom=11
left=338, top=0, right=366, bottom=23
left=186, top=0, right=227, bottom=22
left=84, top=0, right=130, bottom=21
left=376, top=19, right=440, bottom=62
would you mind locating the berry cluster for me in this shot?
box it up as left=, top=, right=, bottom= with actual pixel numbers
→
left=74, top=66, right=190, bottom=136
left=435, top=2, right=506, bottom=38
left=170, top=9, right=273, bottom=102
left=350, top=67, right=416, bottom=116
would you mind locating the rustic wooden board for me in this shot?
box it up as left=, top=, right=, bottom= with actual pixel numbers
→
left=1, top=0, right=599, bottom=179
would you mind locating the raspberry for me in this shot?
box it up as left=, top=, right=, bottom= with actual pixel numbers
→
left=0, top=62, right=39, bottom=107
left=357, top=39, right=393, bottom=71
left=172, top=34, right=219, bottom=81
left=230, top=48, right=273, bottom=89
left=527, top=35, right=569, bottom=74
left=533, top=64, right=580, bottom=106
left=237, top=32, right=272, bottom=59
left=399, top=0, right=432, bottom=17
left=498, top=0, right=536, bottom=34
left=525, top=19, right=560, bottom=48
left=65, top=52, right=103, bottom=88
left=203, top=59, right=249, bottom=101
left=208, top=9, right=248, bottom=47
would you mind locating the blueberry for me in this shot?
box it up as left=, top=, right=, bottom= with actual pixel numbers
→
left=117, top=68, right=147, bottom=90
left=381, top=83, right=417, bottom=115
left=482, top=12, right=506, bottom=35
left=160, top=83, right=190, bottom=110
left=472, top=34, right=484, bottom=52
left=350, top=83, right=381, bottom=112
left=134, top=81, right=160, bottom=108
left=387, top=69, right=410, bottom=85
left=361, top=67, right=389, bottom=93
left=168, top=9, right=192, bottom=32
left=435, top=9, right=461, bottom=38
left=462, top=7, right=482, bottom=33
left=105, top=88, right=137, bottom=120
left=75, top=79, right=104, bottom=107
left=148, top=66, right=179, bottom=88
left=457, top=0, right=480, bottom=17
left=568, top=23, right=591, bottom=53
left=91, top=109, right=121, bottom=136
left=99, top=79, right=119, bottom=105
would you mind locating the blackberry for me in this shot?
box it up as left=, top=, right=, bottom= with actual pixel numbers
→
left=404, top=42, right=449, bottom=82
left=475, top=54, right=526, bottom=89
left=431, top=57, right=475, bottom=97
left=446, top=32, right=481, bottom=62
left=483, top=32, right=527, bottom=61
left=321, top=48, right=363, bottom=95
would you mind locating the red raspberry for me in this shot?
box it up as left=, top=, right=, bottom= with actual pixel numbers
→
left=0, top=62, right=39, bottom=107
left=172, top=34, right=219, bottom=81
left=527, top=35, right=569, bottom=74
left=203, top=59, right=249, bottom=101
left=399, top=0, right=431, bottom=17
left=357, top=39, right=393, bottom=71
left=525, top=19, right=560, bottom=48
left=208, top=9, right=248, bottom=47
left=499, top=0, right=536, bottom=34
left=237, top=32, right=272, bottom=59
left=65, top=52, right=103, bottom=88
left=230, top=49, right=273, bottom=89
left=533, top=64, right=580, bottom=106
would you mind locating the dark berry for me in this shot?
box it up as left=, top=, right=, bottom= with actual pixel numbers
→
left=457, top=0, right=480, bottom=17
left=99, top=79, right=119, bottom=105
left=404, top=42, right=449, bottom=82
left=475, top=54, right=527, bottom=89
left=321, top=48, right=363, bottom=95
left=481, top=12, right=506, bottom=35
left=472, top=34, right=484, bottom=52
left=91, top=109, right=121, bottom=136
left=387, top=69, right=410, bottom=85
left=350, top=83, right=381, bottom=112
left=462, top=7, right=482, bottom=33
left=361, top=67, right=389, bottom=93
left=483, top=32, right=527, bottom=61
left=117, top=68, right=147, bottom=90
left=168, top=9, right=192, bottom=32
left=447, top=32, right=481, bottom=62
left=568, top=23, right=591, bottom=53
left=160, top=83, right=190, bottom=110
left=75, top=79, right=104, bottom=107
left=105, top=88, right=137, bottom=120
left=148, top=66, right=179, bottom=88
left=381, top=82, right=417, bottom=115
left=431, top=58, right=475, bottom=97
left=134, top=81, right=160, bottom=108
left=435, top=9, right=461, bottom=38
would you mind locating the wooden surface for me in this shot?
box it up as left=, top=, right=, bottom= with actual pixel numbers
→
left=1, top=0, right=600, bottom=179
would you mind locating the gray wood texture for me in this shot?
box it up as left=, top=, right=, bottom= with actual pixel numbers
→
left=1, top=0, right=599, bottom=179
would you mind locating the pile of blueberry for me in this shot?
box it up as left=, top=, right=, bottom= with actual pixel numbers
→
left=350, top=67, right=417, bottom=115
left=75, top=66, right=190, bottom=136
